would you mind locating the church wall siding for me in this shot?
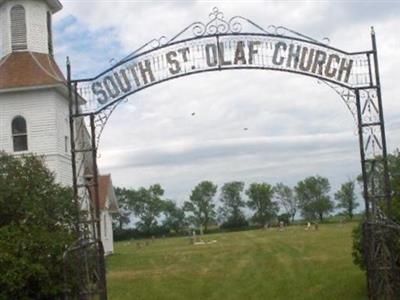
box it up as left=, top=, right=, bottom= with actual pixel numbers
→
left=0, top=89, right=72, bottom=186
left=26, top=0, right=49, bottom=54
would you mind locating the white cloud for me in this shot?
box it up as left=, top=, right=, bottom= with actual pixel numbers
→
left=54, top=1, right=400, bottom=206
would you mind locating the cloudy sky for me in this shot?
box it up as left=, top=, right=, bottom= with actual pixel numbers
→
left=53, top=0, right=400, bottom=209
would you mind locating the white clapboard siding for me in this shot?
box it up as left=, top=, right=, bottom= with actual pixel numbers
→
left=0, top=89, right=72, bottom=186
left=101, top=211, right=115, bottom=255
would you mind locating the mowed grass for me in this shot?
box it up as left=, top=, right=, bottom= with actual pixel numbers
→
left=106, top=223, right=366, bottom=300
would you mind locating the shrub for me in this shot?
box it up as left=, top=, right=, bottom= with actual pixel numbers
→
left=0, top=153, right=79, bottom=299
left=220, top=215, right=249, bottom=230
left=351, top=221, right=365, bottom=270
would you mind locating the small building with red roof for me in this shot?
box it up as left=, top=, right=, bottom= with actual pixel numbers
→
left=97, top=174, right=119, bottom=255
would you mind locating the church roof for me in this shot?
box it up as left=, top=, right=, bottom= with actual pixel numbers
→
left=94, top=174, right=119, bottom=213
left=0, top=0, right=63, bottom=13
left=0, top=52, right=65, bottom=91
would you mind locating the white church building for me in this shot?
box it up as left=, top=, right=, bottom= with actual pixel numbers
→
left=0, top=0, right=118, bottom=254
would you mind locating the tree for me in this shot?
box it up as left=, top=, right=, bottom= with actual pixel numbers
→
left=335, top=180, right=359, bottom=220
left=127, top=184, right=164, bottom=234
left=353, top=150, right=400, bottom=270
left=277, top=213, right=291, bottom=225
left=246, top=183, right=278, bottom=226
left=356, top=150, right=400, bottom=221
left=273, top=183, right=297, bottom=222
left=219, top=181, right=247, bottom=228
left=162, top=200, right=187, bottom=233
left=183, top=181, right=218, bottom=232
left=112, top=187, right=131, bottom=230
left=0, top=153, right=80, bottom=299
left=368, top=150, right=400, bottom=222
left=295, top=176, right=334, bottom=222
left=389, top=150, right=400, bottom=222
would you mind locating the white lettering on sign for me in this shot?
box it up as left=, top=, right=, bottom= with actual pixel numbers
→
left=85, top=35, right=365, bottom=113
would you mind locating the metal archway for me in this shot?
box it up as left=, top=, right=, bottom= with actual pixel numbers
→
left=65, top=7, right=399, bottom=300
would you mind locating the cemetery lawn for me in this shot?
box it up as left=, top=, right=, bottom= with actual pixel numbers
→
left=106, top=223, right=366, bottom=300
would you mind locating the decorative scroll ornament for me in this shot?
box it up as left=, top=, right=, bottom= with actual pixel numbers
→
left=120, top=7, right=330, bottom=63
left=190, top=7, right=242, bottom=37
left=115, top=36, right=168, bottom=66
left=168, top=7, right=329, bottom=43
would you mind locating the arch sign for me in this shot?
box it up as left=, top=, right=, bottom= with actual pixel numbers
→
left=67, top=7, right=399, bottom=300
left=89, top=35, right=360, bottom=110
left=73, top=9, right=373, bottom=115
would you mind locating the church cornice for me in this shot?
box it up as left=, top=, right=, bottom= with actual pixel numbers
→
left=0, top=0, right=62, bottom=13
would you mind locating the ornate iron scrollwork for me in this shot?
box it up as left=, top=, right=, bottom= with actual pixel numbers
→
left=120, top=7, right=331, bottom=64
left=171, top=7, right=330, bottom=43
left=319, top=81, right=358, bottom=125
left=93, top=100, right=125, bottom=149
left=191, top=7, right=243, bottom=36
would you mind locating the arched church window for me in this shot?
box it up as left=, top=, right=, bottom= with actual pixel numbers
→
left=47, top=11, right=53, bottom=55
left=12, top=116, right=28, bottom=152
left=10, top=5, right=27, bottom=51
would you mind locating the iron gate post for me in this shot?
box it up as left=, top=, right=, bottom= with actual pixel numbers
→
left=65, top=60, right=108, bottom=300
left=89, top=114, right=108, bottom=300
left=67, top=58, right=80, bottom=232
left=356, top=28, right=399, bottom=300
left=370, top=27, right=392, bottom=215
left=355, top=88, right=370, bottom=218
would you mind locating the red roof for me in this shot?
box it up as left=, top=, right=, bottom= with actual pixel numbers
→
left=91, top=174, right=119, bottom=212
left=0, top=52, right=65, bottom=91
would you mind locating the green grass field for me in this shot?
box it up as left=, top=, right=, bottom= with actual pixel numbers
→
left=106, top=223, right=366, bottom=300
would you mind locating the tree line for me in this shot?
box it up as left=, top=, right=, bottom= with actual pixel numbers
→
left=1, top=150, right=399, bottom=298
left=113, top=175, right=360, bottom=237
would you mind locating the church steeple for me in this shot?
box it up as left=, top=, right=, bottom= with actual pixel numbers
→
left=0, top=0, right=62, bottom=58
left=0, top=0, right=70, bottom=186
left=0, top=0, right=64, bottom=91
